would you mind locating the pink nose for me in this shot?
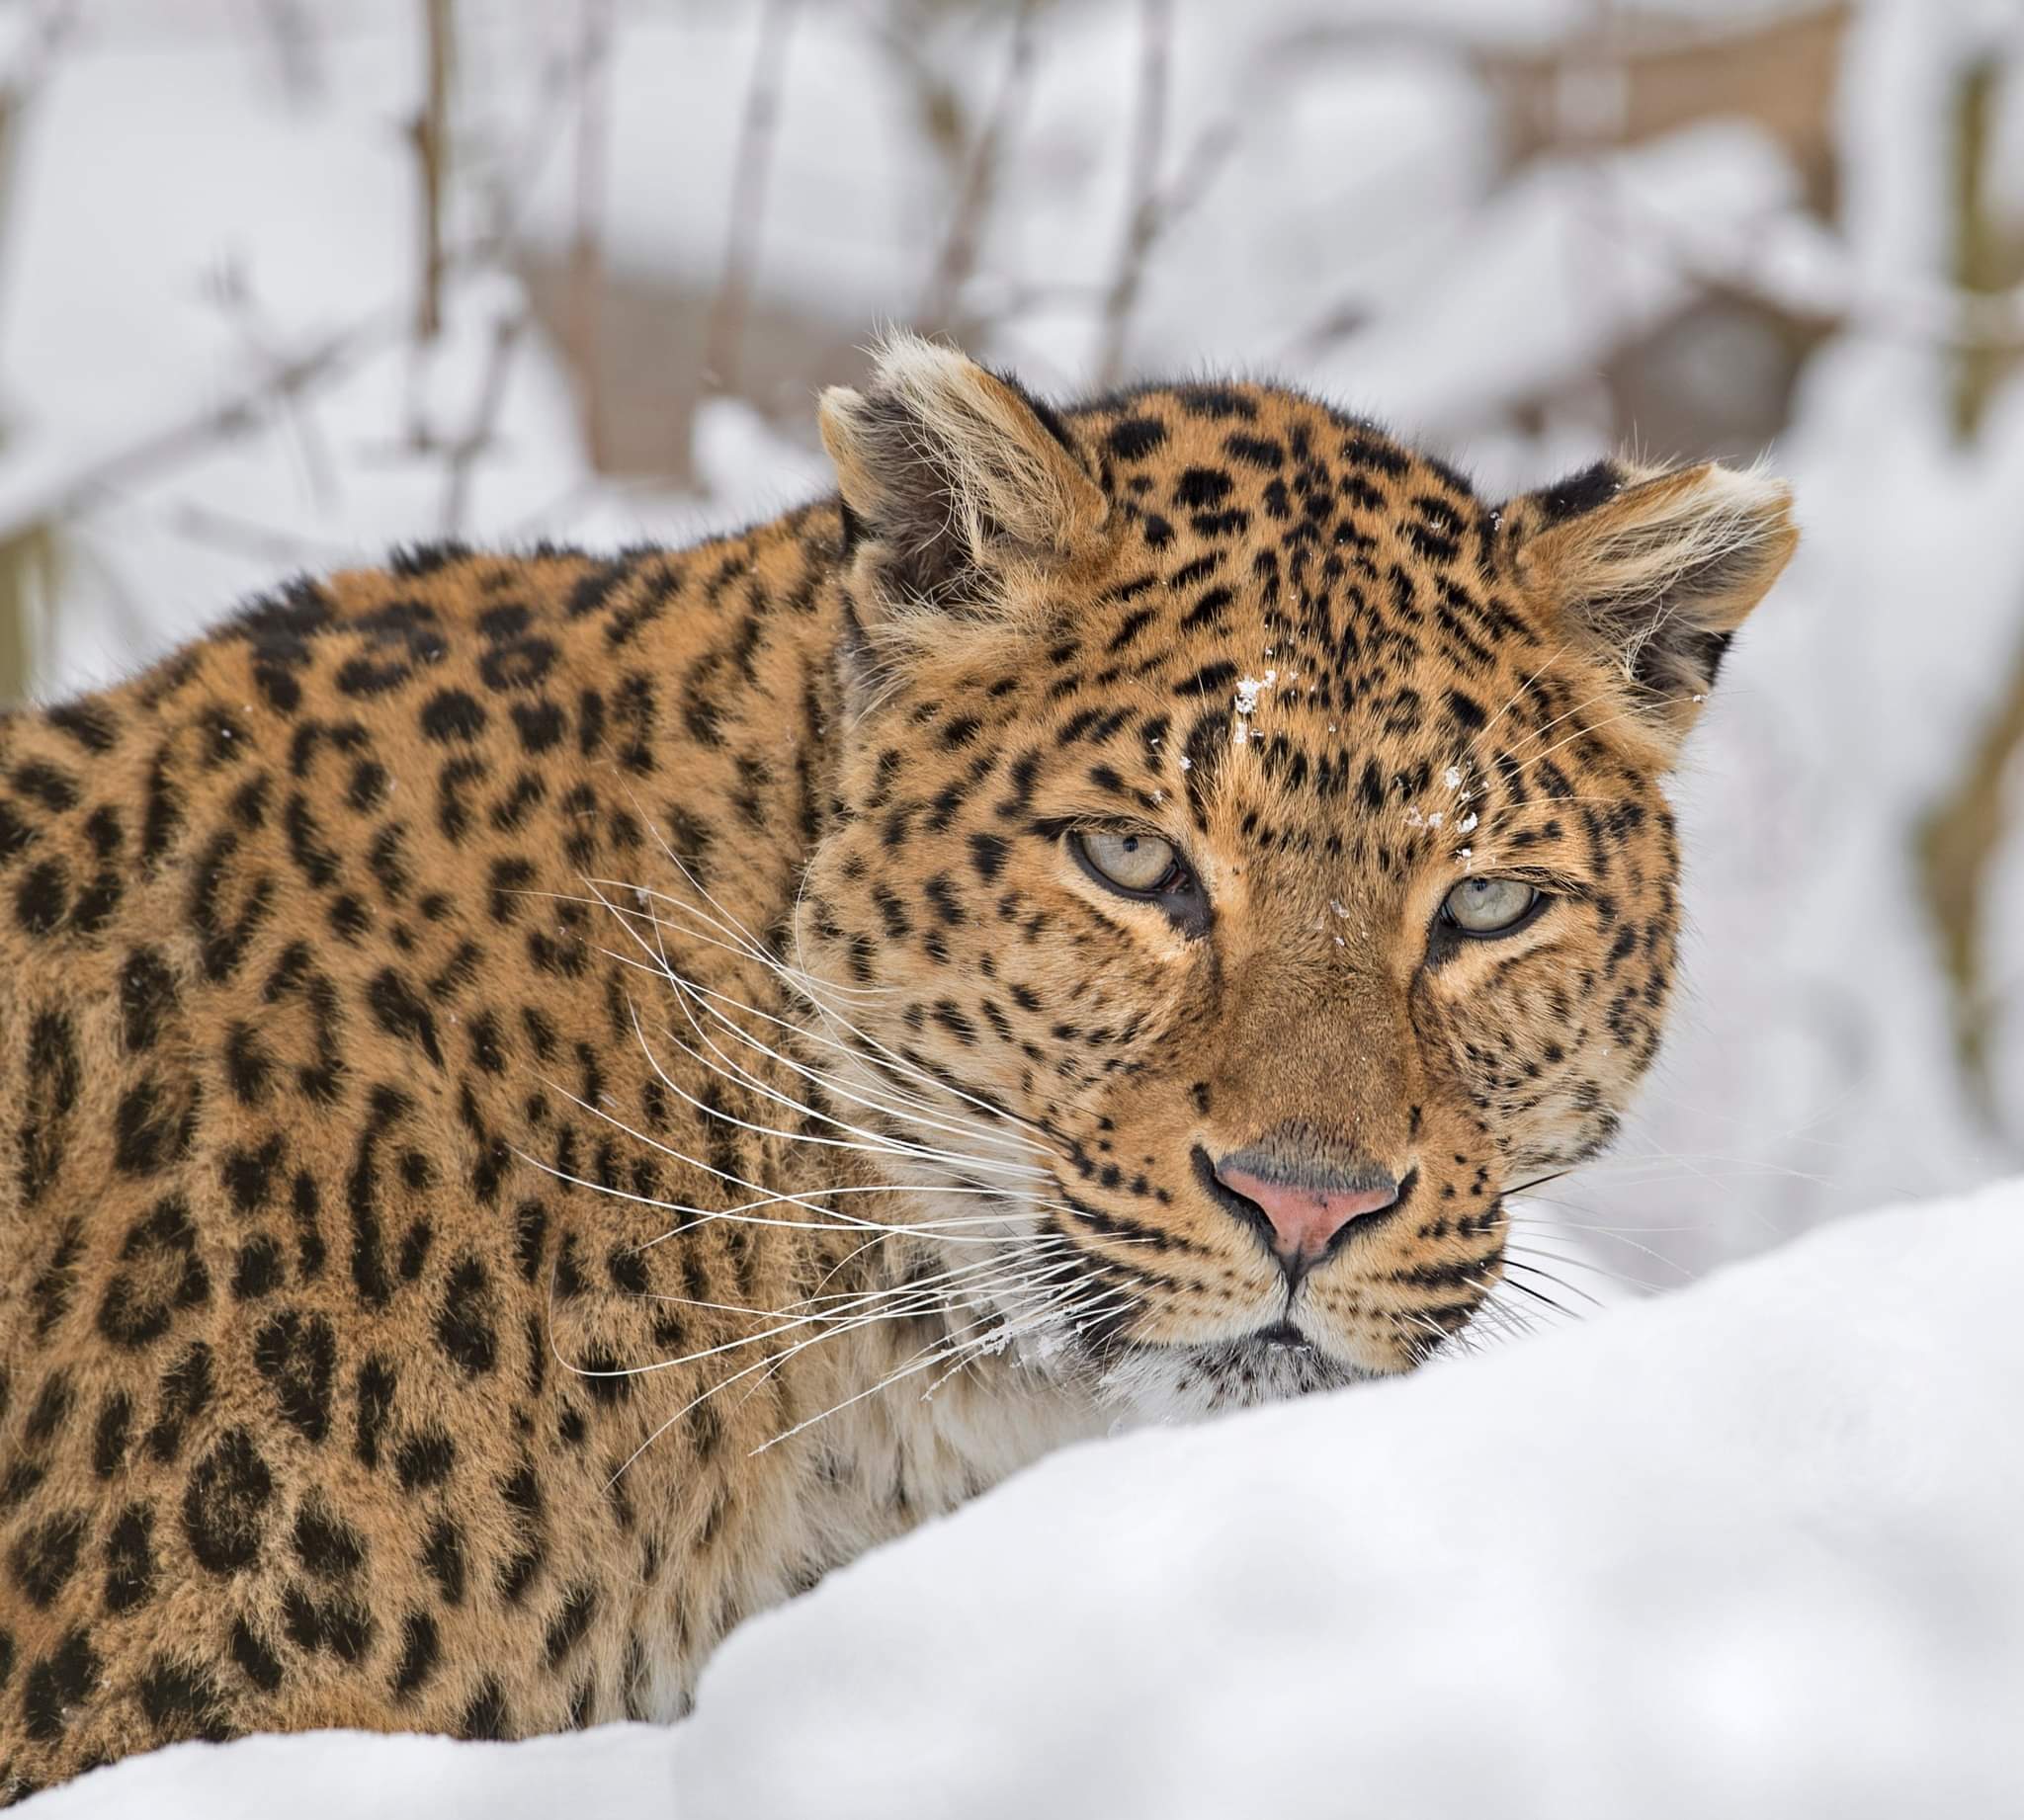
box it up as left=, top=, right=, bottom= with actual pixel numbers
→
left=1213, top=1163, right=1399, bottom=1265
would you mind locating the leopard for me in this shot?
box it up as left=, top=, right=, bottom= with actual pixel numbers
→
left=0, top=331, right=1795, bottom=1800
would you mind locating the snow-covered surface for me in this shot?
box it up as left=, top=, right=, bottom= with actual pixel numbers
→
left=21, top=1725, right=678, bottom=1820
left=30, top=1175, right=2024, bottom=1819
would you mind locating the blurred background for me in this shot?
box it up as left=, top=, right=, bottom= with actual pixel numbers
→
left=0, top=0, right=2019, bottom=1285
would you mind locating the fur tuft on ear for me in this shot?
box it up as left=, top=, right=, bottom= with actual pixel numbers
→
left=1503, top=456, right=1798, bottom=742
left=817, top=331, right=1108, bottom=615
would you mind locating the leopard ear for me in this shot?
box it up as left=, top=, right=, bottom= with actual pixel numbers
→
left=1502, top=456, right=1798, bottom=748
left=817, top=331, right=1108, bottom=618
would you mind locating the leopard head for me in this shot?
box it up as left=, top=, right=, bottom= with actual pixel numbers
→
left=799, top=334, right=1795, bottom=1416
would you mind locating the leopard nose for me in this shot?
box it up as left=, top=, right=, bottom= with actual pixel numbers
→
left=1211, top=1157, right=1400, bottom=1268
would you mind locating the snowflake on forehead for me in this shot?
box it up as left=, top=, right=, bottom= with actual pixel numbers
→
left=1231, top=670, right=1277, bottom=745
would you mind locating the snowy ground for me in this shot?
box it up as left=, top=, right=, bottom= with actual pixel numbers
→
left=28, top=1174, right=2024, bottom=1819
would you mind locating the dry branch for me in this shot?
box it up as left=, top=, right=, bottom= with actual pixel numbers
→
left=0, top=525, right=50, bottom=703
left=705, top=0, right=801, bottom=397
left=163, top=500, right=351, bottom=569
left=1918, top=624, right=2024, bottom=1151
left=1094, top=0, right=1172, bottom=388
left=566, top=0, right=614, bottom=467
left=441, top=310, right=528, bottom=536
left=917, top=0, right=1044, bottom=339
left=412, top=0, right=455, bottom=344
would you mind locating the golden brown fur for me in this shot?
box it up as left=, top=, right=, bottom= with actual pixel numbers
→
left=0, top=334, right=1793, bottom=1799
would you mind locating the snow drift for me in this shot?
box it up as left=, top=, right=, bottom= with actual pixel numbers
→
left=27, top=1178, right=2024, bottom=1820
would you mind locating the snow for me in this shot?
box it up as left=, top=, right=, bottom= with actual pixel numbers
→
left=1231, top=670, right=1277, bottom=742
left=19, top=1723, right=679, bottom=1820
left=28, top=1174, right=2024, bottom=1819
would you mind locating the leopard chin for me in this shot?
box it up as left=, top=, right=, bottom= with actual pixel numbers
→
left=1095, top=1327, right=1379, bottom=1422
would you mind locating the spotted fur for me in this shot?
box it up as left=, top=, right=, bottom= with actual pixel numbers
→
left=0, top=334, right=1794, bottom=1798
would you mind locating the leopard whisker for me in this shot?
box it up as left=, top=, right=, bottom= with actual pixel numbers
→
left=640, top=1242, right=1081, bottom=1324
left=649, top=966, right=1050, bottom=1163
left=1451, top=1288, right=1536, bottom=1348
left=1506, top=701, right=1665, bottom=779
left=527, top=1155, right=1055, bottom=1244
left=606, top=889, right=896, bottom=1006
left=915, top=1282, right=1140, bottom=1402
left=782, top=894, right=1065, bottom=1147
left=521, top=877, right=865, bottom=1003
left=561, top=1247, right=1088, bottom=1402
left=624, top=1259, right=1097, bottom=1479
left=746, top=1274, right=1132, bottom=1457
left=595, top=879, right=1056, bottom=1153
left=653, top=985, right=1038, bottom=1166
left=1402, top=1305, right=1496, bottom=1358
left=1454, top=1273, right=1545, bottom=1342
left=1485, top=1272, right=1579, bottom=1323
left=1506, top=1204, right=1700, bottom=1237
left=1497, top=1255, right=1611, bottom=1312
left=1491, top=678, right=1624, bottom=767
left=1503, top=1167, right=1577, bottom=1197
left=1456, top=641, right=1570, bottom=764
left=636, top=957, right=1038, bottom=1173
left=621, top=822, right=853, bottom=1000
left=716, top=1253, right=1114, bottom=1429
left=628, top=1001, right=1053, bottom=1185
left=600, top=1309, right=895, bottom=1492
left=1501, top=1230, right=1677, bottom=1293
left=517, top=1094, right=1057, bottom=1245
left=1505, top=1197, right=1699, bottom=1275
left=580, top=876, right=1019, bottom=1152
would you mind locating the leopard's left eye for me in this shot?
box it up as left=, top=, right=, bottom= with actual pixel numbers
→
left=1440, top=876, right=1541, bottom=936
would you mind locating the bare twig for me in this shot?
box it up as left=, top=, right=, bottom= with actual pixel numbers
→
left=704, top=0, right=801, bottom=396
left=0, top=0, right=85, bottom=376
left=0, top=1, right=77, bottom=93
left=441, top=310, right=529, bottom=537
left=1271, top=295, right=1373, bottom=368
left=917, top=0, right=1043, bottom=338
left=162, top=501, right=353, bottom=568
left=401, top=0, right=456, bottom=454
left=566, top=0, right=614, bottom=467
left=0, top=525, right=51, bottom=705
left=412, top=0, right=455, bottom=344
left=1948, top=52, right=2024, bottom=441
left=852, top=2, right=968, bottom=181
left=1918, top=617, right=2024, bottom=1152
left=0, top=3, right=80, bottom=701
left=254, top=0, right=324, bottom=103
left=464, top=35, right=579, bottom=268
left=1627, top=202, right=2024, bottom=356
left=1094, top=0, right=1172, bottom=388
left=201, top=256, right=340, bottom=509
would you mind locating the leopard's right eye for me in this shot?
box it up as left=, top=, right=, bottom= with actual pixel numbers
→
left=1438, top=876, right=1544, bottom=937
left=1076, top=830, right=1179, bottom=894
left=1066, top=829, right=1211, bottom=937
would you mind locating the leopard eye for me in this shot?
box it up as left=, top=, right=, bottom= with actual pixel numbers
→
left=1440, top=876, right=1541, bottom=936
left=1075, top=829, right=1181, bottom=895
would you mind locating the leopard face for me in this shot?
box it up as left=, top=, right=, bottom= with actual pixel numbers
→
left=801, top=338, right=1796, bottom=1416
